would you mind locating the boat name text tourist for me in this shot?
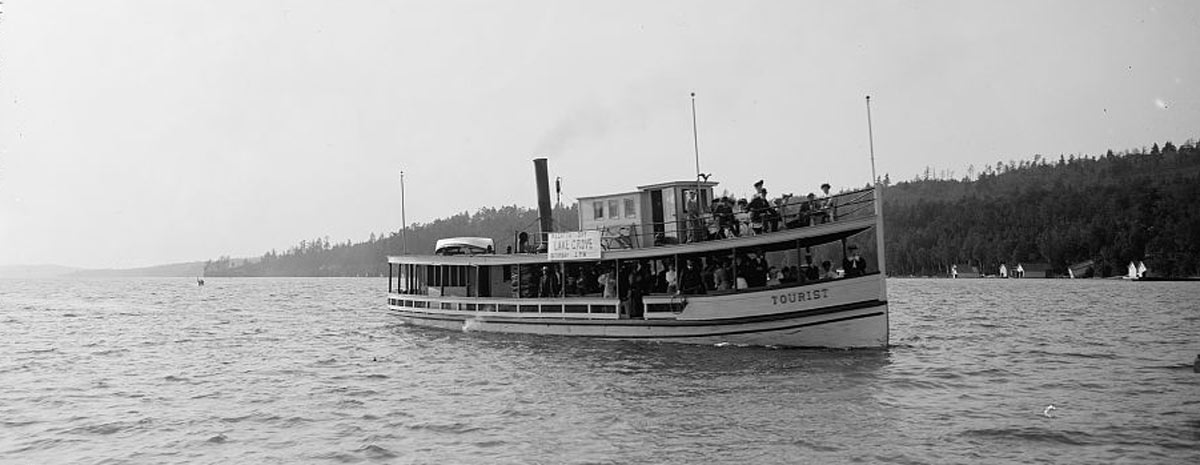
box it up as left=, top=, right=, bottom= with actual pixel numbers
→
left=771, top=288, right=830, bottom=306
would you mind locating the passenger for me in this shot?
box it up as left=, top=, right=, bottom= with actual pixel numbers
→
left=821, top=260, right=838, bottom=280
left=665, top=262, right=678, bottom=294
left=776, top=194, right=795, bottom=229
left=803, top=193, right=818, bottom=226
left=598, top=268, right=617, bottom=298
left=539, top=265, right=560, bottom=297
left=733, top=256, right=751, bottom=289
left=766, top=267, right=781, bottom=286
left=702, top=260, right=716, bottom=290
left=843, top=245, right=867, bottom=277
left=743, top=252, right=769, bottom=287
left=817, top=183, right=835, bottom=223
left=624, top=263, right=649, bottom=318
left=759, top=188, right=781, bottom=232
left=685, top=190, right=705, bottom=243
left=801, top=255, right=820, bottom=282
left=680, top=260, right=706, bottom=295
left=780, top=266, right=796, bottom=284
left=564, top=274, right=578, bottom=296
left=735, top=198, right=753, bottom=236
left=716, top=197, right=736, bottom=239
left=706, top=198, right=719, bottom=239
left=748, top=190, right=770, bottom=235
left=713, top=259, right=730, bottom=290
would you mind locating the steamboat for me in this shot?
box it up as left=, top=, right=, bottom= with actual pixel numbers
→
left=386, top=158, right=888, bottom=348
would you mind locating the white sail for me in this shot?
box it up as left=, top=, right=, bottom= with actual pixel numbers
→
left=1137, top=261, right=1147, bottom=279
left=1127, top=262, right=1138, bottom=279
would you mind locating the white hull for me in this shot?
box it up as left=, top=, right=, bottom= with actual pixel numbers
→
left=388, top=274, right=888, bottom=348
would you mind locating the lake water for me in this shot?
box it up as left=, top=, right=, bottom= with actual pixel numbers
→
left=1, top=278, right=1198, bottom=464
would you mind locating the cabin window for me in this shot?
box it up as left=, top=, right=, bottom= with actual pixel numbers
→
left=608, top=199, right=619, bottom=219
left=682, top=189, right=705, bottom=213
left=624, top=198, right=636, bottom=218
left=593, top=201, right=604, bottom=220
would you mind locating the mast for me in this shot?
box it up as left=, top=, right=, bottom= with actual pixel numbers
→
left=866, top=96, right=887, bottom=298
left=691, top=92, right=703, bottom=242
left=400, top=169, right=408, bottom=254
left=691, top=92, right=701, bottom=182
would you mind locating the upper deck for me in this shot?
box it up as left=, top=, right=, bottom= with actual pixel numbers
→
left=388, top=185, right=878, bottom=266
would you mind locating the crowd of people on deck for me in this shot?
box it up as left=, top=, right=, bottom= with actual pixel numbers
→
left=524, top=243, right=870, bottom=312
left=687, top=180, right=838, bottom=242
left=514, top=179, right=867, bottom=310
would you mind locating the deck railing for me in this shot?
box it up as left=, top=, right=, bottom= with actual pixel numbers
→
left=388, top=294, right=621, bottom=318
left=520, top=186, right=877, bottom=252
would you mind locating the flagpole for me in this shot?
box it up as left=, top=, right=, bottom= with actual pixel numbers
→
left=691, top=92, right=702, bottom=243
left=866, top=96, right=877, bottom=184
left=400, top=170, right=407, bottom=254
left=691, top=92, right=701, bottom=181
left=867, top=95, right=887, bottom=282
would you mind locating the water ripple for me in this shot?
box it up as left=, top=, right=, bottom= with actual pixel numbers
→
left=0, top=277, right=1196, bottom=464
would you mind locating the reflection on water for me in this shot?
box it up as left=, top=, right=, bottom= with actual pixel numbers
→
left=0, top=277, right=1197, bottom=464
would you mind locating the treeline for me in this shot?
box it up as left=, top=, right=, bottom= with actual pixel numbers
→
left=883, top=140, right=1200, bottom=277
left=204, top=205, right=578, bottom=277
left=206, top=139, right=1200, bottom=278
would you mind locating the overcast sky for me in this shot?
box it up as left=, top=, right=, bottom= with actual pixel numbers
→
left=1, top=0, right=1198, bottom=269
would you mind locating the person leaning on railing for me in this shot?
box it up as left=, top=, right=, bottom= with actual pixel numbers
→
left=816, top=183, right=836, bottom=223
left=748, top=192, right=770, bottom=234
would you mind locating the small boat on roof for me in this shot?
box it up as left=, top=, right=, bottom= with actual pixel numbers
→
left=385, top=158, right=889, bottom=348
left=435, top=237, right=494, bottom=256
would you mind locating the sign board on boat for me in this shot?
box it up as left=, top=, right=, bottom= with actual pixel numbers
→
left=548, top=231, right=602, bottom=261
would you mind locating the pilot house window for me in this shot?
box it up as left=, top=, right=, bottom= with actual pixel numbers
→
left=593, top=201, right=604, bottom=220
left=608, top=199, right=619, bottom=219
left=624, top=198, right=636, bottom=218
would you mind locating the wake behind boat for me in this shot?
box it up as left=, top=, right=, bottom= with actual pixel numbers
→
left=385, top=157, right=889, bottom=348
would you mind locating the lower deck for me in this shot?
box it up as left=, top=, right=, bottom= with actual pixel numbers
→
left=387, top=273, right=889, bottom=347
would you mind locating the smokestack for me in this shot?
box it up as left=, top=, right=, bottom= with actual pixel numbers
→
left=533, top=158, right=554, bottom=239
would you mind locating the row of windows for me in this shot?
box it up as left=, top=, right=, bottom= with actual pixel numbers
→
left=395, top=264, right=470, bottom=292
left=593, top=198, right=638, bottom=220
left=388, top=298, right=618, bottom=315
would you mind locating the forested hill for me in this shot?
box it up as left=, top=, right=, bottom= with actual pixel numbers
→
left=204, top=205, right=579, bottom=277
left=205, top=139, right=1200, bottom=278
left=883, top=140, right=1200, bottom=277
